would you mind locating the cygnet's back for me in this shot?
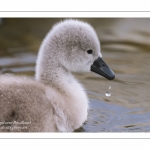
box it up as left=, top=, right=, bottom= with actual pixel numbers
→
left=0, top=75, right=57, bottom=132
left=0, top=19, right=115, bottom=132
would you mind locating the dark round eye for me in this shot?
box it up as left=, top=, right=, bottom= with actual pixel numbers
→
left=87, top=49, right=93, bottom=54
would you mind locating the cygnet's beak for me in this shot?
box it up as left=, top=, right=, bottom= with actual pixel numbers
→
left=91, top=57, right=115, bottom=80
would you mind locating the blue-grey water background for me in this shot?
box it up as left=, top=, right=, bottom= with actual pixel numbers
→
left=0, top=18, right=150, bottom=132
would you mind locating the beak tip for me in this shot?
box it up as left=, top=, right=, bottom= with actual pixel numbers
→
left=107, top=74, right=115, bottom=80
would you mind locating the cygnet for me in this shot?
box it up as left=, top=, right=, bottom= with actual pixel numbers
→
left=0, top=19, right=115, bottom=132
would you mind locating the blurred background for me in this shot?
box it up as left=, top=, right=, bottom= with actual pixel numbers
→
left=0, top=18, right=150, bottom=132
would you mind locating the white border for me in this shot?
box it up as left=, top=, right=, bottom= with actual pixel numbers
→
left=0, top=133, right=149, bottom=139
left=0, top=0, right=150, bottom=11
left=0, top=12, right=150, bottom=18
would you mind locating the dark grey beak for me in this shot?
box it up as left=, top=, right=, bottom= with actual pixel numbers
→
left=91, top=57, right=115, bottom=80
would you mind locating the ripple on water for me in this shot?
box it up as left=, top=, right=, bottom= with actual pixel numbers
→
left=82, top=98, right=150, bottom=132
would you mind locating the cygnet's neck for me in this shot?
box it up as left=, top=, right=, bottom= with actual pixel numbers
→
left=35, top=42, right=78, bottom=96
left=47, top=68, right=74, bottom=94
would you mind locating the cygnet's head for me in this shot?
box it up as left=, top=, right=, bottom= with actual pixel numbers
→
left=43, top=19, right=101, bottom=72
left=37, top=19, right=115, bottom=80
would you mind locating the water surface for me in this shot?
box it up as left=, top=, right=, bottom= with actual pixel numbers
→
left=0, top=18, right=150, bottom=132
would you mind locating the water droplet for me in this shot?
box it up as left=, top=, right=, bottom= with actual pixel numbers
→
left=105, top=85, right=112, bottom=97
left=105, top=91, right=111, bottom=97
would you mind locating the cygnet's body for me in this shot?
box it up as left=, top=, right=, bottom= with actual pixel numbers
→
left=0, top=19, right=115, bottom=132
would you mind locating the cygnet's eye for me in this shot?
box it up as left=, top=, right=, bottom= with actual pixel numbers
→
left=87, top=49, right=93, bottom=54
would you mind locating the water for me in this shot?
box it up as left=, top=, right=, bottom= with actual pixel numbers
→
left=0, top=18, right=150, bottom=132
